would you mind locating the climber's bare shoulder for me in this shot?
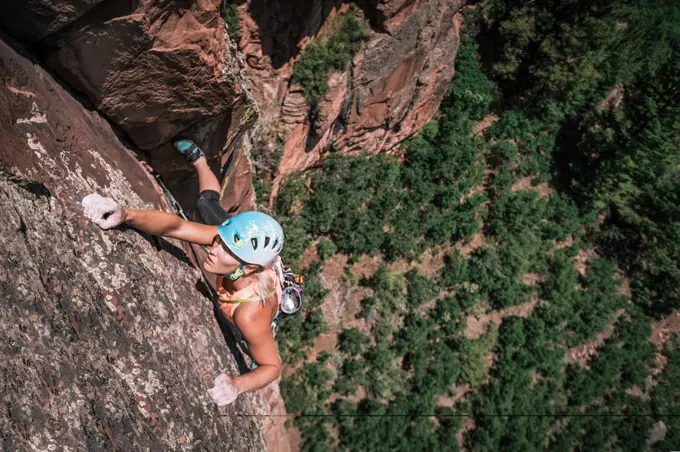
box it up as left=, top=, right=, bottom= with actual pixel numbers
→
left=234, top=303, right=280, bottom=364
left=233, top=297, right=279, bottom=342
left=233, top=296, right=278, bottom=332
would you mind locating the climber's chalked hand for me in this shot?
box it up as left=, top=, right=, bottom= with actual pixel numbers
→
left=208, top=373, right=240, bottom=406
left=82, top=194, right=126, bottom=230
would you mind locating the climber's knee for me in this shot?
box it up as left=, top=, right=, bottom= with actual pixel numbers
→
left=196, top=190, right=230, bottom=226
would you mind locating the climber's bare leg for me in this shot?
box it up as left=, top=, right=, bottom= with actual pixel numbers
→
left=173, top=139, right=221, bottom=194
left=194, top=157, right=221, bottom=194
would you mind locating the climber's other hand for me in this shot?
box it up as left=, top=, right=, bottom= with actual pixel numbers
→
left=208, top=373, right=240, bottom=406
left=82, top=193, right=126, bottom=230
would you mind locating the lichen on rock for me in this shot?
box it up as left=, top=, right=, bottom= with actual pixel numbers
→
left=0, top=33, right=266, bottom=451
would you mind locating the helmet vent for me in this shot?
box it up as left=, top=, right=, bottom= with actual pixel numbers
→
left=273, top=238, right=279, bottom=250
left=251, top=238, right=258, bottom=250
left=233, top=233, right=240, bottom=243
left=264, top=237, right=271, bottom=248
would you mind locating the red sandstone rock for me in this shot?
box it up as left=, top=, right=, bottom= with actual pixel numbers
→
left=1, top=0, right=251, bottom=151
left=327, top=0, right=462, bottom=154
left=0, top=34, right=266, bottom=450
left=312, top=71, right=349, bottom=136
left=0, top=0, right=107, bottom=41
left=48, top=0, right=243, bottom=149
left=220, top=128, right=258, bottom=214
left=239, top=0, right=463, bottom=183
left=1, top=0, right=261, bottom=218
left=257, top=378, right=302, bottom=452
left=371, top=0, right=426, bottom=31
left=145, top=99, right=259, bottom=220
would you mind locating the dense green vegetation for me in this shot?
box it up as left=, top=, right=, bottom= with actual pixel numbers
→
left=279, top=31, right=491, bottom=262
left=250, top=136, right=283, bottom=206
left=271, top=1, right=680, bottom=450
left=481, top=0, right=680, bottom=317
left=221, top=1, right=240, bottom=41
left=292, top=8, right=370, bottom=116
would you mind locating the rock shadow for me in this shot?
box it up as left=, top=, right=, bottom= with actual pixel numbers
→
left=245, top=0, right=343, bottom=69
left=196, top=279, right=252, bottom=375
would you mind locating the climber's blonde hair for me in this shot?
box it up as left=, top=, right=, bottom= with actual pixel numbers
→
left=245, top=264, right=278, bottom=303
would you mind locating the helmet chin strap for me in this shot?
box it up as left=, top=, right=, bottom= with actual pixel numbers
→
left=228, top=263, right=246, bottom=281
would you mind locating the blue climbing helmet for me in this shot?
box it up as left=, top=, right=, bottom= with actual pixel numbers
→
left=217, top=211, right=284, bottom=268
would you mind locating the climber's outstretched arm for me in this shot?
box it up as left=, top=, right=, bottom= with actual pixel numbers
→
left=123, top=208, right=217, bottom=246
left=82, top=193, right=217, bottom=245
left=207, top=312, right=282, bottom=406
left=231, top=314, right=282, bottom=393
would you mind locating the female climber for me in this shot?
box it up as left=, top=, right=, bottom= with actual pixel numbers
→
left=82, top=139, right=285, bottom=407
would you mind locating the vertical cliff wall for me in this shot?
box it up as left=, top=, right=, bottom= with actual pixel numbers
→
left=0, top=0, right=260, bottom=215
left=0, top=26, right=267, bottom=452
left=235, top=0, right=463, bottom=187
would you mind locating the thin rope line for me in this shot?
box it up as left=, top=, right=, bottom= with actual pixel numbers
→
left=232, top=413, right=680, bottom=418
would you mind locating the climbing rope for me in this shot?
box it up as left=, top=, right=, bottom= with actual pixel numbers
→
left=153, top=172, right=189, bottom=221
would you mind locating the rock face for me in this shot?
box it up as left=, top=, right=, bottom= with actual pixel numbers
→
left=0, top=0, right=252, bottom=151
left=0, top=0, right=462, bottom=208
left=236, top=0, right=463, bottom=183
left=0, top=0, right=107, bottom=41
left=256, top=379, right=302, bottom=452
left=0, top=0, right=261, bottom=219
left=0, top=34, right=266, bottom=450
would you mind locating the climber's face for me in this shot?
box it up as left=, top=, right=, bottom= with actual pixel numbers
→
left=204, top=235, right=240, bottom=274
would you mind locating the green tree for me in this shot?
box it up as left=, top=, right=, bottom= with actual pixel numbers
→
left=292, top=8, right=370, bottom=108
left=338, top=328, right=370, bottom=356
left=281, top=355, right=336, bottom=414
left=334, top=357, right=367, bottom=396
left=457, top=323, right=498, bottom=387
left=405, top=269, right=440, bottom=308
left=368, top=265, right=408, bottom=314
left=316, top=239, right=337, bottom=261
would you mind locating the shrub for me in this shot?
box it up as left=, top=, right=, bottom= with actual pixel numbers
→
left=292, top=8, right=370, bottom=107
left=316, top=239, right=337, bottom=261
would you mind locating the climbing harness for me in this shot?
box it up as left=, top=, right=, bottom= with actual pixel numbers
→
left=216, top=259, right=304, bottom=315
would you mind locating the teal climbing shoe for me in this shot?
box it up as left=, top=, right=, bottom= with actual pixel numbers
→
left=173, top=139, right=205, bottom=164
